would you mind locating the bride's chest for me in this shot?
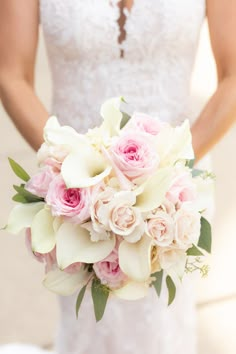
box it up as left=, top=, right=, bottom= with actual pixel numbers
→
left=40, top=0, right=205, bottom=61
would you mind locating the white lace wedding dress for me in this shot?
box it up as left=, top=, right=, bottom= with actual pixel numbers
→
left=1, top=1, right=206, bottom=353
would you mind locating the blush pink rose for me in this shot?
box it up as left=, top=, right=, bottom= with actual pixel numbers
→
left=93, top=248, right=127, bottom=289
left=110, top=133, right=159, bottom=181
left=25, top=166, right=57, bottom=198
left=46, top=175, right=91, bottom=223
left=25, top=228, right=57, bottom=272
left=146, top=211, right=174, bottom=247
left=166, top=172, right=196, bottom=205
left=124, top=112, right=165, bottom=136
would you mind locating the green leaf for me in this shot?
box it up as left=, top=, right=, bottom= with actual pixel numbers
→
left=152, top=270, right=163, bottom=296
left=198, top=217, right=212, bottom=253
left=120, top=111, right=131, bottom=129
left=76, top=285, right=87, bottom=319
left=185, top=159, right=195, bottom=169
left=12, top=194, right=28, bottom=203
left=8, top=158, right=30, bottom=182
left=192, top=169, right=204, bottom=178
left=166, top=276, right=176, bottom=306
left=187, top=244, right=204, bottom=256
left=13, top=185, right=44, bottom=203
left=91, top=279, right=109, bottom=322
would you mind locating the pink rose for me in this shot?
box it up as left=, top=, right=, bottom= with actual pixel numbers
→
left=25, top=229, right=57, bottom=272
left=25, top=166, right=57, bottom=198
left=46, top=175, right=91, bottom=223
left=146, top=211, right=174, bottom=247
left=124, top=112, right=164, bottom=136
left=166, top=171, right=196, bottom=205
left=93, top=248, right=127, bottom=289
left=110, top=133, right=159, bottom=181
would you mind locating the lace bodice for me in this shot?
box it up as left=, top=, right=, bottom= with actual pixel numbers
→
left=40, top=0, right=205, bottom=131
left=39, top=1, right=205, bottom=354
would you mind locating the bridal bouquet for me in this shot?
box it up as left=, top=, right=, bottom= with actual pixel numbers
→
left=5, top=97, right=213, bottom=321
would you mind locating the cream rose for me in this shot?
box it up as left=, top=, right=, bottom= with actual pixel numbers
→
left=146, top=211, right=174, bottom=247
left=174, top=204, right=201, bottom=249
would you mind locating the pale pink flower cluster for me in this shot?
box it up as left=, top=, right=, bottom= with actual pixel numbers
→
left=12, top=100, right=211, bottom=299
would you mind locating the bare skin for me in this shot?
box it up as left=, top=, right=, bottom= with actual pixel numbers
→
left=0, top=0, right=235, bottom=157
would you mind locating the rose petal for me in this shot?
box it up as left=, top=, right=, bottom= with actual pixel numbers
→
left=113, top=281, right=149, bottom=300
left=135, top=168, right=173, bottom=212
left=61, top=150, right=112, bottom=188
left=119, top=235, right=152, bottom=282
left=56, top=222, right=116, bottom=269
left=43, top=267, right=90, bottom=296
left=6, top=202, right=45, bottom=234
left=31, top=208, right=56, bottom=254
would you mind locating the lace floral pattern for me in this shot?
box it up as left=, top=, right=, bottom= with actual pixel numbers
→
left=39, top=1, right=205, bottom=353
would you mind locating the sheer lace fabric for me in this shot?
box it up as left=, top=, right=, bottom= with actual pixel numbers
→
left=5, top=1, right=206, bottom=353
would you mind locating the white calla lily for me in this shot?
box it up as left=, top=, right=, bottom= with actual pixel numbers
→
left=31, top=208, right=56, bottom=254
left=119, top=235, right=152, bottom=282
left=56, top=222, right=116, bottom=269
left=135, top=168, right=173, bottom=212
left=44, top=116, right=87, bottom=150
left=100, top=97, right=123, bottom=137
left=194, top=175, right=215, bottom=212
left=6, top=202, right=45, bottom=234
left=43, top=267, right=90, bottom=296
left=157, top=120, right=194, bottom=166
left=113, top=281, right=149, bottom=300
left=61, top=149, right=112, bottom=188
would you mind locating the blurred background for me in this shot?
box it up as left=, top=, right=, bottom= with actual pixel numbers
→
left=0, top=21, right=236, bottom=353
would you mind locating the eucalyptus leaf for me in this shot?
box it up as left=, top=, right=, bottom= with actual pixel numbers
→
left=120, top=111, right=131, bottom=129
left=192, top=169, right=204, bottom=178
left=152, top=270, right=163, bottom=297
left=198, top=217, right=212, bottom=253
left=76, top=285, right=87, bottom=319
left=13, top=185, right=44, bottom=203
left=187, top=244, right=204, bottom=256
left=185, top=159, right=195, bottom=169
left=12, top=194, right=28, bottom=204
left=8, top=158, right=30, bottom=182
left=91, top=279, right=109, bottom=322
left=166, top=276, right=176, bottom=306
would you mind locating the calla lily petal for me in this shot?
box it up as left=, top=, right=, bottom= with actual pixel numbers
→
left=56, top=223, right=116, bottom=269
left=113, top=281, right=149, bottom=300
left=43, top=267, right=90, bottom=296
left=135, top=168, right=173, bottom=212
left=44, top=116, right=87, bottom=150
left=31, top=208, right=56, bottom=254
left=119, top=235, right=152, bottom=282
left=61, top=150, right=112, bottom=188
left=6, top=202, right=45, bottom=234
left=100, top=97, right=123, bottom=137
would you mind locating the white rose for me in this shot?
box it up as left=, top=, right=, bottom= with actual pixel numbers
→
left=174, top=204, right=201, bottom=249
left=158, top=247, right=187, bottom=278
left=108, top=191, right=145, bottom=243
left=146, top=211, right=174, bottom=247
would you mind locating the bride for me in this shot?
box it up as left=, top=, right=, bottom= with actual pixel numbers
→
left=0, top=1, right=236, bottom=353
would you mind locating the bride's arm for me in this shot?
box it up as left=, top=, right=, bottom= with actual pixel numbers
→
left=191, top=0, right=236, bottom=162
left=0, top=0, right=48, bottom=151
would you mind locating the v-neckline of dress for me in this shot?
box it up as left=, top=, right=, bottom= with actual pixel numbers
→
left=109, top=0, right=136, bottom=59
